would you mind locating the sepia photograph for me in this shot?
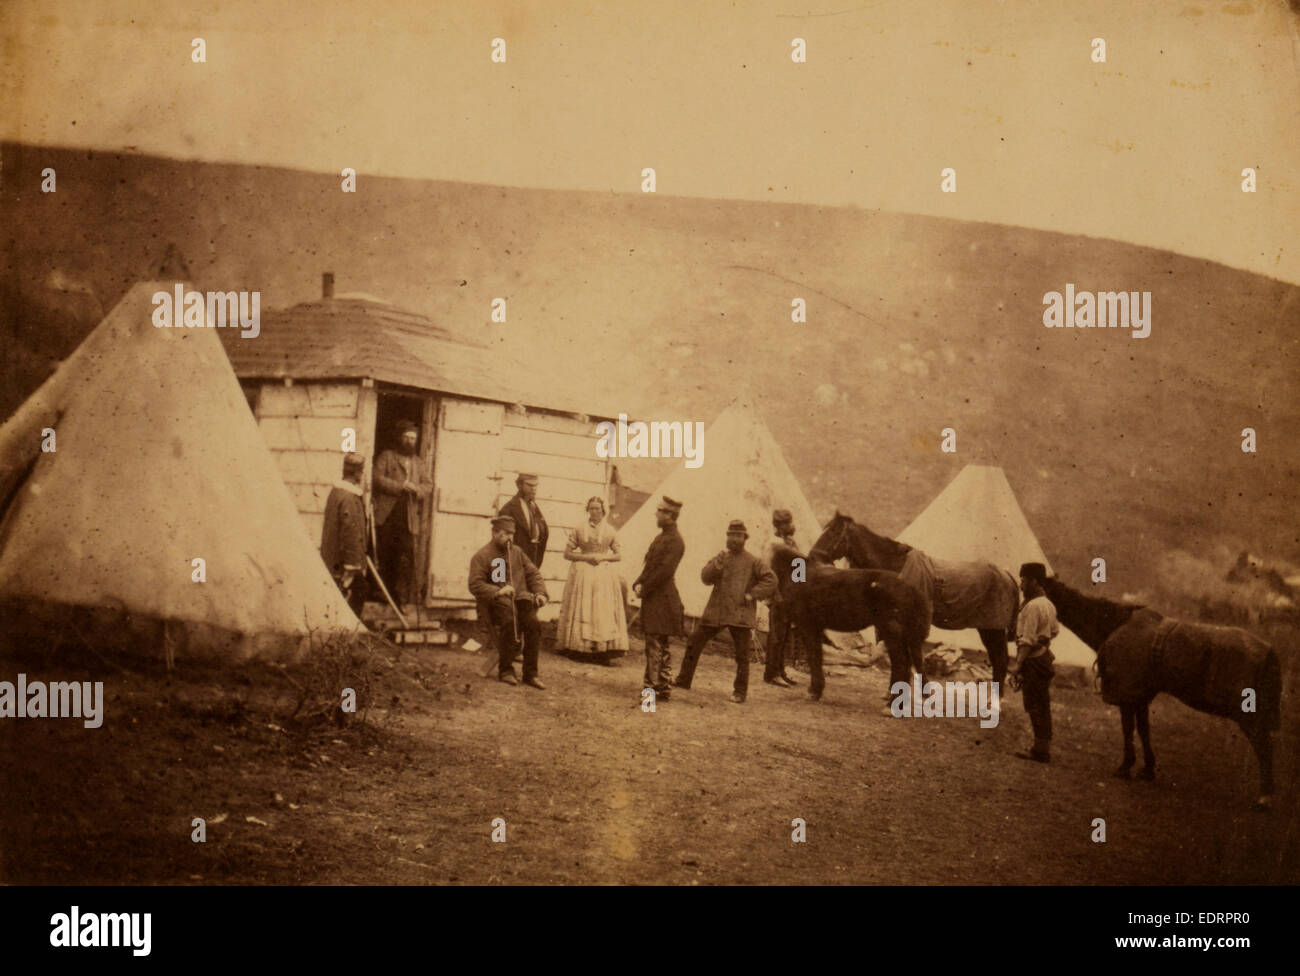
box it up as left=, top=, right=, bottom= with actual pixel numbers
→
left=1, top=0, right=1297, bottom=922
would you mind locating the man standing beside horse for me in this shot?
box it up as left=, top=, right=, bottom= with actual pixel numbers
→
left=760, top=509, right=801, bottom=689
left=674, top=519, right=778, bottom=704
left=1010, top=562, right=1059, bottom=763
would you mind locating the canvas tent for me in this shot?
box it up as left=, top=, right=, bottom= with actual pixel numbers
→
left=617, top=401, right=821, bottom=625
left=617, top=401, right=870, bottom=654
left=897, top=465, right=1095, bottom=668
left=0, top=282, right=360, bottom=661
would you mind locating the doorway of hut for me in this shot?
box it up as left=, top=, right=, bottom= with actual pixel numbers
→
left=371, top=390, right=436, bottom=612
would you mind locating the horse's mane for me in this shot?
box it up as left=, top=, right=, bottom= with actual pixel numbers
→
left=1041, top=577, right=1145, bottom=652
left=811, top=511, right=912, bottom=570
left=807, top=517, right=842, bottom=563
left=840, top=513, right=912, bottom=569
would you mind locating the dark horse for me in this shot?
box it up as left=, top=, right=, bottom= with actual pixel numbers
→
left=769, top=544, right=930, bottom=702
left=1043, top=577, right=1282, bottom=807
left=810, top=512, right=1019, bottom=686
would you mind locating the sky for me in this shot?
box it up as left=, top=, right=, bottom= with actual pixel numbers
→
left=3, top=0, right=1299, bottom=284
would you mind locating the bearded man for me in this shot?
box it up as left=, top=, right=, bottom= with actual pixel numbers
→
left=373, top=419, right=429, bottom=606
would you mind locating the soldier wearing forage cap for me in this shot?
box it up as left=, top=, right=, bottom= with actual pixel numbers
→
left=499, top=473, right=549, bottom=569
left=373, top=418, right=430, bottom=606
left=675, top=519, right=778, bottom=704
left=760, top=508, right=801, bottom=689
left=633, top=496, right=686, bottom=701
left=1010, top=562, right=1059, bottom=763
left=320, top=452, right=369, bottom=616
left=468, top=515, right=550, bottom=688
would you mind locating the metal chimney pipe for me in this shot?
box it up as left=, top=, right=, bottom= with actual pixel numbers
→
left=322, top=272, right=335, bottom=299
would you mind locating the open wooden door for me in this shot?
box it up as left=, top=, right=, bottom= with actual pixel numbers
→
left=426, top=398, right=505, bottom=601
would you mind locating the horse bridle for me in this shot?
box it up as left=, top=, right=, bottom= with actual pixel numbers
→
left=811, top=518, right=849, bottom=563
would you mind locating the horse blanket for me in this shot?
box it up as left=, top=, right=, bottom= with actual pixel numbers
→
left=898, top=550, right=1018, bottom=633
left=1098, top=608, right=1280, bottom=728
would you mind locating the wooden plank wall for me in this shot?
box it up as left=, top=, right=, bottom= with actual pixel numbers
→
left=248, top=381, right=369, bottom=547
left=247, top=384, right=614, bottom=621
left=498, top=406, right=612, bottom=621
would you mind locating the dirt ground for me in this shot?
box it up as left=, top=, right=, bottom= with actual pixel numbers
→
left=1, top=632, right=1296, bottom=885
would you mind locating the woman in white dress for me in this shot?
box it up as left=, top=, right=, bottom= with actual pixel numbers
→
left=555, top=497, right=630, bottom=663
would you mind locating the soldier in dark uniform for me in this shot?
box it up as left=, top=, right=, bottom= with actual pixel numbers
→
left=319, top=452, right=369, bottom=616
left=633, top=496, right=686, bottom=701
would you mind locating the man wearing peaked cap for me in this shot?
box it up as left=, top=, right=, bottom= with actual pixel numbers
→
left=320, top=452, right=369, bottom=617
left=499, top=473, right=549, bottom=569
left=1011, top=561, right=1059, bottom=763
left=468, top=514, right=549, bottom=688
left=633, top=496, right=686, bottom=701
left=675, top=517, right=778, bottom=704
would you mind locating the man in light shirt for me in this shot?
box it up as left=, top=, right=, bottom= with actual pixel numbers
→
left=1010, top=561, right=1059, bottom=763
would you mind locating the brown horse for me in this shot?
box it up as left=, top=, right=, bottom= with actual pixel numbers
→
left=810, top=512, right=1019, bottom=686
left=1043, top=577, right=1282, bottom=808
left=769, top=544, right=930, bottom=702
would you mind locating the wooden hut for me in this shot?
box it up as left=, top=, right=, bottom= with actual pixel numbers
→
left=220, top=275, right=620, bottom=618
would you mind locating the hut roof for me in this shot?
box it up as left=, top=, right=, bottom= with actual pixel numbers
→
left=220, top=295, right=617, bottom=418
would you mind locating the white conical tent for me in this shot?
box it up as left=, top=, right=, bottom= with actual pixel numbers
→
left=0, top=282, right=360, bottom=661
left=897, top=465, right=1095, bottom=668
left=617, top=402, right=871, bottom=651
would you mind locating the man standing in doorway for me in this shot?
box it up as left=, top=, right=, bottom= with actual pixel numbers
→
left=499, top=473, right=549, bottom=569
left=373, top=419, right=429, bottom=607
